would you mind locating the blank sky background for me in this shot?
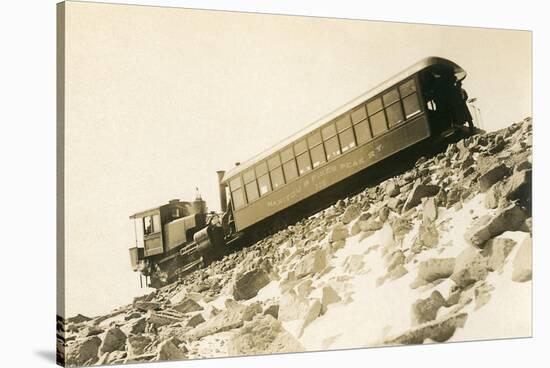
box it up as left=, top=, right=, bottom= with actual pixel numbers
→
left=63, top=1, right=531, bottom=317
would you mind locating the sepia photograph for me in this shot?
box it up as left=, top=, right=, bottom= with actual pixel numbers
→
left=55, top=1, right=533, bottom=367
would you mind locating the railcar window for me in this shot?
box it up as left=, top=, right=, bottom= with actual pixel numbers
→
left=267, top=155, right=281, bottom=170
left=297, top=152, right=312, bottom=175
left=336, top=114, right=352, bottom=132
left=386, top=102, right=404, bottom=127
left=258, top=174, right=271, bottom=195
left=243, top=169, right=255, bottom=184
left=232, top=188, right=246, bottom=209
left=143, top=216, right=153, bottom=235
left=383, top=89, right=400, bottom=106
left=324, top=136, right=341, bottom=160
left=399, top=79, right=416, bottom=96
left=255, top=162, right=268, bottom=177
left=367, top=98, right=383, bottom=116
left=310, top=144, right=327, bottom=168
left=229, top=177, right=242, bottom=191
left=321, top=124, right=337, bottom=140
left=245, top=181, right=259, bottom=202
left=351, top=106, right=367, bottom=124
left=153, top=215, right=160, bottom=234
left=403, top=93, right=421, bottom=118
left=339, top=128, right=356, bottom=152
left=281, top=147, right=294, bottom=163
left=307, top=131, right=322, bottom=148
left=354, top=120, right=372, bottom=144
left=283, top=160, right=298, bottom=181
left=294, top=139, right=308, bottom=155
left=172, top=208, right=180, bottom=218
left=370, top=111, right=388, bottom=136
left=270, top=166, right=285, bottom=189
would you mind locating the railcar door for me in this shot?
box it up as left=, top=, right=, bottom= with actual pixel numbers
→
left=420, top=69, right=462, bottom=135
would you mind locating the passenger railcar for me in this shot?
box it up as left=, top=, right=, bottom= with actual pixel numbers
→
left=128, top=56, right=477, bottom=287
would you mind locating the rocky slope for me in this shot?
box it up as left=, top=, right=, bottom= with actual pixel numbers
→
left=60, top=118, right=533, bottom=366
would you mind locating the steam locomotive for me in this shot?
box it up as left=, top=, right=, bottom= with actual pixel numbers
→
left=128, top=56, right=478, bottom=288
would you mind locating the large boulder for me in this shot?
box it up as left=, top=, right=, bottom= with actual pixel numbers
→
left=385, top=181, right=401, bottom=197
left=502, top=169, right=532, bottom=206
left=464, top=204, right=526, bottom=248
left=321, top=286, right=341, bottom=314
left=478, top=163, right=510, bottom=192
left=402, top=184, right=441, bottom=212
left=341, top=204, right=361, bottom=224
left=126, top=334, right=152, bottom=357
left=512, top=237, right=532, bottom=282
left=412, top=258, right=455, bottom=287
left=295, top=249, right=327, bottom=278
left=99, top=327, right=127, bottom=355
left=226, top=314, right=303, bottom=356
left=156, top=338, right=186, bottom=361
left=278, top=290, right=310, bottom=322
left=411, top=291, right=446, bottom=325
left=385, top=313, right=468, bottom=345
left=450, top=247, right=489, bottom=287
left=189, top=300, right=246, bottom=339
left=481, top=237, right=517, bottom=272
left=233, top=268, right=270, bottom=301
left=329, top=224, right=349, bottom=242
left=66, top=336, right=101, bottom=366
left=172, top=298, right=203, bottom=314
left=298, top=299, right=322, bottom=337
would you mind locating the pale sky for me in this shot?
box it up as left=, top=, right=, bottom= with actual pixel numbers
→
left=62, top=1, right=531, bottom=317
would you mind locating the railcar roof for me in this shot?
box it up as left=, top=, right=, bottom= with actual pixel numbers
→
left=222, top=56, right=465, bottom=183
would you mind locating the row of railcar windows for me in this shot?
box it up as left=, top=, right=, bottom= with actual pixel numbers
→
left=230, top=78, right=422, bottom=209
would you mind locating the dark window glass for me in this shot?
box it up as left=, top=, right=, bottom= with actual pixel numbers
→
left=229, top=177, right=241, bottom=191
left=399, top=79, right=416, bottom=96
left=258, top=174, right=271, bottom=195
left=270, top=166, right=285, bottom=189
left=243, top=169, right=255, bottom=184
left=294, top=139, right=308, bottom=155
left=355, top=120, right=372, bottom=144
left=255, top=162, right=268, bottom=177
left=403, top=93, right=421, bottom=118
left=339, top=128, right=356, bottom=152
left=367, top=98, right=383, bottom=116
left=324, top=136, right=341, bottom=160
left=283, top=160, right=298, bottom=181
left=297, top=152, right=312, bottom=175
left=370, top=111, right=387, bottom=136
left=232, top=188, right=246, bottom=209
left=386, top=102, right=404, bottom=127
left=310, top=144, right=326, bottom=168
left=245, top=181, right=259, bottom=202
left=351, top=105, right=367, bottom=123
left=307, top=131, right=322, bottom=148
left=321, top=124, right=336, bottom=140
left=281, top=147, right=294, bottom=163
left=335, top=114, right=351, bottom=132
left=267, top=155, right=281, bottom=170
left=143, top=216, right=153, bottom=235
left=383, top=89, right=400, bottom=106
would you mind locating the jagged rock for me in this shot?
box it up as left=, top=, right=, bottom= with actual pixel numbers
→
left=134, top=301, right=161, bottom=312
left=464, top=204, right=526, bottom=247
left=343, top=254, right=366, bottom=275
left=481, top=237, right=517, bottom=272
left=157, top=338, right=186, bottom=361
left=386, top=181, right=400, bottom=197
left=79, top=325, right=103, bottom=338
left=512, top=237, right=532, bottom=282
left=341, top=204, right=361, bottom=224
left=379, top=206, right=390, bottom=222
left=478, top=163, right=510, bottom=192
left=484, top=183, right=501, bottom=209
left=99, top=327, right=127, bottom=355
left=67, top=314, right=92, bottom=324
left=402, top=184, right=440, bottom=211
left=97, top=350, right=127, bottom=365
left=129, top=317, right=146, bottom=334
left=295, top=249, right=327, bottom=278
left=385, top=313, right=468, bottom=345
left=190, top=301, right=246, bottom=339
left=502, top=169, right=531, bottom=205
left=124, top=311, right=142, bottom=321
left=233, top=268, right=270, bottom=301
left=298, top=299, right=322, bottom=337
left=416, top=220, right=439, bottom=250
left=278, top=290, right=310, bottom=322
left=390, top=217, right=413, bottom=240
left=243, top=302, right=263, bottom=322
left=385, top=250, right=405, bottom=273
left=450, top=247, right=489, bottom=287
left=186, top=313, right=206, bottom=328
left=329, top=223, right=349, bottom=242
left=66, top=336, right=101, bottom=366
left=263, top=303, right=279, bottom=319
left=321, top=286, right=341, bottom=314
left=172, top=298, right=203, bottom=314
left=422, top=197, right=438, bottom=222
left=296, top=279, right=314, bottom=298
left=361, top=218, right=384, bottom=232
left=411, top=291, right=446, bottom=325
left=226, top=314, right=303, bottom=356
left=412, top=258, right=455, bottom=287
left=126, top=334, right=152, bottom=357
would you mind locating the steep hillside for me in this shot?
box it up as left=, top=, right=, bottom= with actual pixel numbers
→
left=60, top=118, right=532, bottom=366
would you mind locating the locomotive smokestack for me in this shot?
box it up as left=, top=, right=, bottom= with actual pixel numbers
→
left=216, top=170, right=228, bottom=213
